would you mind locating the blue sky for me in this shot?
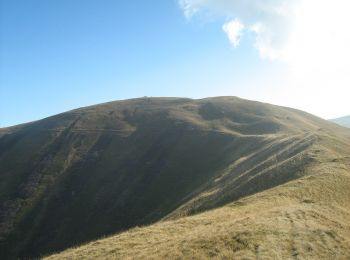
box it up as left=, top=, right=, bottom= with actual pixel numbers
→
left=1, top=0, right=349, bottom=127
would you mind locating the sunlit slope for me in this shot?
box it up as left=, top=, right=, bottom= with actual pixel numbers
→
left=46, top=140, right=350, bottom=259
left=1, top=97, right=349, bottom=259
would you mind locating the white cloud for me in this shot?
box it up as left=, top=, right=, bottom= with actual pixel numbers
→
left=178, top=0, right=299, bottom=59
left=222, top=19, right=244, bottom=47
left=179, top=0, right=350, bottom=118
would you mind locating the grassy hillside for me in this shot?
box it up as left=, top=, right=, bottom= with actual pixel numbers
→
left=330, top=115, right=350, bottom=128
left=47, top=151, right=350, bottom=259
left=1, top=97, right=349, bottom=259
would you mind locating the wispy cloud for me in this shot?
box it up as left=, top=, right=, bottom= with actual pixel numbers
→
left=178, top=0, right=200, bottom=19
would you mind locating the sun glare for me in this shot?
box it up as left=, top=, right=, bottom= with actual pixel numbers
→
left=283, top=0, right=350, bottom=118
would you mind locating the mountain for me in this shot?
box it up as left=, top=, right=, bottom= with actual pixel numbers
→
left=330, top=115, right=350, bottom=128
left=1, top=97, right=349, bottom=259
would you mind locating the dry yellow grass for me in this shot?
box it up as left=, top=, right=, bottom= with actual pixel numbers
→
left=46, top=138, right=350, bottom=260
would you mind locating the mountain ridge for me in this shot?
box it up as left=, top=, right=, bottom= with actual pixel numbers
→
left=330, top=115, right=350, bottom=128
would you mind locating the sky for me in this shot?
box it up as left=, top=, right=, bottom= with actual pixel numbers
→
left=1, top=0, right=349, bottom=127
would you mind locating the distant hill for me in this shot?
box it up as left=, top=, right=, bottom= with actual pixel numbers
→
left=1, top=97, right=350, bottom=259
left=330, top=115, right=350, bottom=128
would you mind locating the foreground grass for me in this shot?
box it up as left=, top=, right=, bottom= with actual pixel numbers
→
left=46, top=149, right=350, bottom=259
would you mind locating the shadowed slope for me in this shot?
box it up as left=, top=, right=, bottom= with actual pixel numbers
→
left=0, top=97, right=349, bottom=259
left=47, top=134, right=350, bottom=259
left=47, top=134, right=350, bottom=260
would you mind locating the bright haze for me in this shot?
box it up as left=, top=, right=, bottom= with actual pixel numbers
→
left=1, top=0, right=349, bottom=127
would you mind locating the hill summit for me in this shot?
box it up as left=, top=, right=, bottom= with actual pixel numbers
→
left=0, top=97, right=349, bottom=259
